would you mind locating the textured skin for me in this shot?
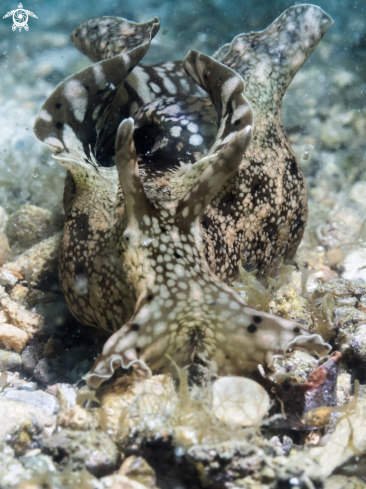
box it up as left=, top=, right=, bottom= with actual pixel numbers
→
left=203, top=4, right=334, bottom=282
left=33, top=7, right=332, bottom=387
left=71, top=16, right=161, bottom=62
left=89, top=117, right=329, bottom=387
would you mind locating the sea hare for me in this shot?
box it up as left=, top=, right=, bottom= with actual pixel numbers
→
left=34, top=5, right=333, bottom=387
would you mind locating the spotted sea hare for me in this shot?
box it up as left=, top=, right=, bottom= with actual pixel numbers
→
left=34, top=5, right=333, bottom=387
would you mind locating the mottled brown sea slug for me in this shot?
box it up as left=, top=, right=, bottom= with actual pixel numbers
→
left=34, top=5, right=333, bottom=387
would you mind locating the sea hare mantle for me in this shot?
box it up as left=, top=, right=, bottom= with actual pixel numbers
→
left=33, top=5, right=333, bottom=388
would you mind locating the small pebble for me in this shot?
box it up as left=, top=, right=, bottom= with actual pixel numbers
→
left=119, top=456, right=156, bottom=488
left=22, top=342, right=45, bottom=373
left=5, top=205, right=59, bottom=255
left=0, top=398, right=55, bottom=440
left=0, top=207, right=7, bottom=232
left=342, top=249, right=366, bottom=283
left=350, top=324, right=366, bottom=363
left=0, top=323, right=28, bottom=352
left=4, top=389, right=58, bottom=415
left=212, top=377, right=270, bottom=427
left=0, top=295, right=45, bottom=338
left=0, top=269, right=18, bottom=287
left=56, top=383, right=77, bottom=410
left=0, top=349, right=22, bottom=370
left=43, top=429, right=119, bottom=477
left=19, top=453, right=56, bottom=477
left=57, top=404, right=93, bottom=430
left=100, top=474, right=149, bottom=489
left=326, top=248, right=344, bottom=268
left=350, top=181, right=366, bottom=207
left=0, top=233, right=10, bottom=266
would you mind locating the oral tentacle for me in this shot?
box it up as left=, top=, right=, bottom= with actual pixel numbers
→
left=115, top=117, right=153, bottom=227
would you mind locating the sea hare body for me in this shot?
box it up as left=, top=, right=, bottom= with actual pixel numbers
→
left=34, top=5, right=333, bottom=387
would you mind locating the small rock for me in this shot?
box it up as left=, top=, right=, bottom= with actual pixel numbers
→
left=0, top=206, right=7, bottom=232
left=2, top=232, right=61, bottom=285
left=337, top=373, right=352, bottom=405
left=354, top=114, right=366, bottom=139
left=324, top=475, right=366, bottom=489
left=0, top=310, right=7, bottom=323
left=0, top=323, right=28, bottom=352
left=98, top=375, right=176, bottom=436
left=0, top=450, right=32, bottom=488
left=272, top=286, right=314, bottom=329
left=187, top=439, right=281, bottom=487
left=33, top=344, right=92, bottom=385
left=56, top=383, right=77, bottom=410
left=281, top=436, right=293, bottom=456
left=101, top=474, right=150, bottom=489
left=273, top=350, right=319, bottom=382
left=313, top=279, right=366, bottom=299
left=57, top=405, right=94, bottom=430
left=17, top=466, right=102, bottom=488
left=320, top=118, right=355, bottom=150
left=342, top=249, right=366, bottom=283
left=0, top=233, right=10, bottom=266
left=4, top=389, right=58, bottom=415
left=274, top=452, right=324, bottom=488
left=0, top=269, right=18, bottom=287
left=19, top=453, right=56, bottom=477
left=308, top=398, right=366, bottom=478
left=0, top=295, right=45, bottom=338
left=5, top=205, right=60, bottom=255
left=317, top=209, right=362, bottom=250
left=7, top=419, right=44, bottom=456
left=10, top=284, right=29, bottom=305
left=22, top=341, right=45, bottom=373
left=326, top=248, right=344, bottom=268
left=269, top=436, right=294, bottom=456
left=333, top=70, right=357, bottom=89
left=0, top=349, right=22, bottom=370
left=350, top=181, right=366, bottom=208
left=34, top=357, right=63, bottom=385
left=0, top=398, right=55, bottom=439
left=42, top=429, right=119, bottom=477
left=350, top=324, right=366, bottom=363
left=120, top=456, right=156, bottom=488
left=212, top=377, right=270, bottom=427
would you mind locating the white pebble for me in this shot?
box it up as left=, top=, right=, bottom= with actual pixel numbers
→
left=0, top=270, right=18, bottom=288
left=212, top=376, right=270, bottom=427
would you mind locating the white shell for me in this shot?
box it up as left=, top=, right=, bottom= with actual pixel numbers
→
left=212, top=376, right=270, bottom=427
